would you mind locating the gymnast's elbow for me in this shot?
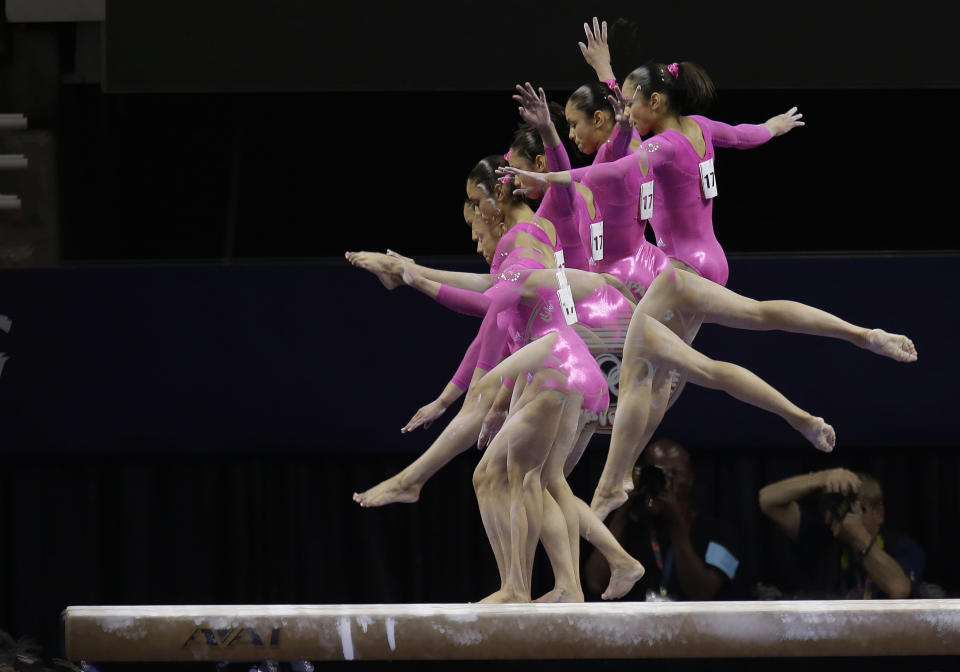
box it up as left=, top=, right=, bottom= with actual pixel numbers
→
left=757, top=487, right=777, bottom=516
left=886, top=577, right=913, bottom=600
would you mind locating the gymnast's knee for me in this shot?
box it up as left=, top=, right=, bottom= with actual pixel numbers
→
left=465, top=373, right=501, bottom=408
left=472, top=462, right=487, bottom=494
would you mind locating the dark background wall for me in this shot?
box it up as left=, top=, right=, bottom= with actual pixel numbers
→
left=102, top=0, right=959, bottom=92
left=0, top=1, right=958, bottom=665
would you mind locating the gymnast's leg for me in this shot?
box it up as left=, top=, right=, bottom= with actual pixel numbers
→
left=590, top=344, right=675, bottom=521
left=478, top=381, right=567, bottom=603
left=640, top=267, right=917, bottom=362
left=353, top=368, right=503, bottom=507
left=539, top=414, right=646, bottom=601
left=592, top=313, right=836, bottom=520
left=533, top=396, right=588, bottom=603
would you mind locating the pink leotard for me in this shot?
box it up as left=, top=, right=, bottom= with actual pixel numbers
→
left=489, top=220, right=556, bottom=275
left=568, top=149, right=672, bottom=299
left=476, top=264, right=609, bottom=414
left=594, top=123, right=641, bottom=166
left=439, top=226, right=631, bottom=409
left=583, top=116, right=771, bottom=286
left=443, top=226, right=552, bottom=390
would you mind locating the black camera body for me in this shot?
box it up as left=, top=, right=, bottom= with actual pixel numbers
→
left=819, top=490, right=859, bottom=521
left=633, top=464, right=672, bottom=506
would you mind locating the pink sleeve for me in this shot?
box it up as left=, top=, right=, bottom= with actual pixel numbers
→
left=540, top=144, right=589, bottom=269
left=451, top=334, right=483, bottom=390
left=436, top=284, right=490, bottom=318
left=580, top=151, right=647, bottom=207
left=594, top=124, right=640, bottom=164
left=476, top=275, right=524, bottom=371
left=476, top=308, right=509, bottom=372
left=638, top=135, right=677, bottom=172
left=697, top=116, right=772, bottom=149
left=543, top=143, right=575, bottom=212
left=569, top=165, right=591, bottom=182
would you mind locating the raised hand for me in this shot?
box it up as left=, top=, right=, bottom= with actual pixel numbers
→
left=577, top=17, right=614, bottom=81
left=764, top=106, right=804, bottom=137
left=821, top=468, right=861, bottom=495
left=401, top=397, right=449, bottom=433
left=606, top=82, right=632, bottom=131
left=513, top=82, right=551, bottom=132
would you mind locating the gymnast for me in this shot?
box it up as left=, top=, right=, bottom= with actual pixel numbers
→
left=353, top=195, right=881, bottom=602
left=349, top=156, right=843, bottom=600
left=346, top=155, right=560, bottom=509
left=401, top=247, right=871, bottom=601
left=500, top=70, right=916, bottom=519
left=595, top=61, right=800, bottom=288
left=351, top=161, right=647, bottom=600
left=511, top=81, right=673, bottom=305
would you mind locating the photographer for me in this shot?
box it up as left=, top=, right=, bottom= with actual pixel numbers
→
left=585, top=440, right=742, bottom=601
left=758, top=468, right=924, bottom=599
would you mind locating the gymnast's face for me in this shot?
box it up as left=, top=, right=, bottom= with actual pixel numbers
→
left=464, top=201, right=493, bottom=263
left=564, top=102, right=609, bottom=155
left=623, top=82, right=658, bottom=136
left=470, top=211, right=501, bottom=265
left=508, top=152, right=545, bottom=200
left=465, top=178, right=500, bottom=229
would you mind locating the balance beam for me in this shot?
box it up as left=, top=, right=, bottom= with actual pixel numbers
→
left=63, top=600, right=960, bottom=662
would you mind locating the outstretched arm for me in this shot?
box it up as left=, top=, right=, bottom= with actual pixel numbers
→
left=758, top=469, right=861, bottom=542
left=347, top=250, right=492, bottom=293
left=402, top=263, right=493, bottom=317
left=702, top=108, right=803, bottom=149
left=498, top=165, right=572, bottom=187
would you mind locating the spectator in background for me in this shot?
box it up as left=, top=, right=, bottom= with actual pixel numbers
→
left=585, top=440, right=743, bottom=600
left=758, top=468, right=924, bottom=599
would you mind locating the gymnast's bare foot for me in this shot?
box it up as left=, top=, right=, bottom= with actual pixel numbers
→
left=344, top=251, right=402, bottom=290
left=602, top=558, right=645, bottom=600
left=477, top=588, right=526, bottom=604
left=590, top=487, right=629, bottom=521
left=865, top=329, right=917, bottom=363
left=352, top=473, right=421, bottom=507
left=534, top=586, right=584, bottom=603
left=795, top=415, right=835, bottom=453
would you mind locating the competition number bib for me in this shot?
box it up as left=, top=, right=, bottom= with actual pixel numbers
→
left=699, top=158, right=717, bottom=199
left=590, top=221, right=604, bottom=261
left=640, top=180, right=654, bottom=220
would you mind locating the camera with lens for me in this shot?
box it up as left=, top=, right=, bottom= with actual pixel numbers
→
left=819, top=489, right=860, bottom=521
left=632, top=463, right=672, bottom=507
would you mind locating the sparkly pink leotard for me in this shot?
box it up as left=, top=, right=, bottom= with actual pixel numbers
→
left=476, top=263, right=610, bottom=414
left=583, top=116, right=771, bottom=286
left=568, top=149, right=673, bottom=299
left=437, top=224, right=631, bottom=411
